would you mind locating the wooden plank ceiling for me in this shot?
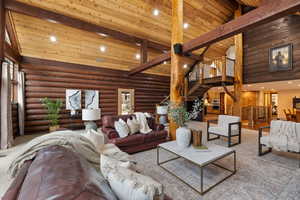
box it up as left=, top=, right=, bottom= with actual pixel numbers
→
left=12, top=0, right=236, bottom=75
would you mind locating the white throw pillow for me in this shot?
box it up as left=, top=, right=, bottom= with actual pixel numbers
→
left=127, top=117, right=140, bottom=135
left=115, top=119, right=130, bottom=138
left=100, top=154, right=132, bottom=179
left=81, top=129, right=105, bottom=153
left=106, top=167, right=164, bottom=200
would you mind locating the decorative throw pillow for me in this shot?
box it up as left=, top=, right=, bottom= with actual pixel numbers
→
left=100, top=154, right=132, bottom=179
left=114, top=119, right=130, bottom=138
left=106, top=166, right=164, bottom=200
left=127, top=117, right=140, bottom=135
left=81, top=129, right=106, bottom=153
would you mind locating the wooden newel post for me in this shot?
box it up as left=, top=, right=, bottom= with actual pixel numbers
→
left=170, top=0, right=184, bottom=140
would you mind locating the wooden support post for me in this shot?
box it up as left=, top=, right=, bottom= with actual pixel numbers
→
left=170, top=0, right=184, bottom=140
left=232, top=6, right=243, bottom=117
left=200, top=63, right=204, bottom=84
left=140, top=40, right=148, bottom=64
left=222, top=56, right=227, bottom=82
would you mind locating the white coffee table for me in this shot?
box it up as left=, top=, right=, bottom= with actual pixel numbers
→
left=157, top=141, right=236, bottom=195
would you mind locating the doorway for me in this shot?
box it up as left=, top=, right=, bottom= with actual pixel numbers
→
left=118, top=88, right=135, bottom=115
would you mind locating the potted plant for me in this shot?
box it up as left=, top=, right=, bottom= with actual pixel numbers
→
left=41, top=98, right=63, bottom=132
left=168, top=102, right=192, bottom=148
left=190, top=97, right=204, bottom=121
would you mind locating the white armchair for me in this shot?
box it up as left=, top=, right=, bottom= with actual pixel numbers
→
left=207, top=115, right=241, bottom=147
left=258, top=120, right=300, bottom=167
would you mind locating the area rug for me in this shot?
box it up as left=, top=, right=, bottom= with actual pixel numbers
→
left=132, top=123, right=300, bottom=200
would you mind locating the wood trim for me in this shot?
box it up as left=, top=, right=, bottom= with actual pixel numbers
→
left=129, top=0, right=300, bottom=74
left=4, top=41, right=22, bottom=63
left=5, top=10, right=19, bottom=55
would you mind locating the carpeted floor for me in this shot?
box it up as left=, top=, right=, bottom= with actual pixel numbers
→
left=131, top=122, right=300, bottom=200
left=0, top=123, right=299, bottom=200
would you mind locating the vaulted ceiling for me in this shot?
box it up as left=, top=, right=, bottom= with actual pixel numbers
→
left=10, top=0, right=240, bottom=75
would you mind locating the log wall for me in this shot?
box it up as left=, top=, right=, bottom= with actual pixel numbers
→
left=21, top=57, right=170, bottom=135
left=244, top=15, right=300, bottom=83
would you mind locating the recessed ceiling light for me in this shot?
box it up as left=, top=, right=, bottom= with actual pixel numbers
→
left=100, top=45, right=106, bottom=52
left=98, top=33, right=108, bottom=37
left=47, top=19, right=58, bottom=24
left=153, top=9, right=160, bottom=16
left=135, top=54, right=141, bottom=60
left=183, top=23, right=189, bottom=29
left=49, top=35, right=57, bottom=42
left=136, top=43, right=141, bottom=46
left=163, top=61, right=168, bottom=65
left=183, top=64, right=188, bottom=68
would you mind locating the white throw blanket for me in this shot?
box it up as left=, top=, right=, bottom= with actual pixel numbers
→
left=8, top=131, right=101, bottom=178
left=269, top=121, right=299, bottom=152
left=134, top=112, right=152, bottom=134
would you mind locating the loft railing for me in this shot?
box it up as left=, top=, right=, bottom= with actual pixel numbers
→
left=188, top=56, right=235, bottom=84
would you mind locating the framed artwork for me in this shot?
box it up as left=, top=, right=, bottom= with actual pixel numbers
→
left=85, top=90, right=99, bottom=109
left=66, top=89, right=81, bottom=110
left=269, top=44, right=292, bottom=72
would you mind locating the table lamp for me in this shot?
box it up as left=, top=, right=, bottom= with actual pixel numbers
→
left=82, top=109, right=101, bottom=131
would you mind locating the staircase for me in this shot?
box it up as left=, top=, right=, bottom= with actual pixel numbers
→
left=186, top=56, right=235, bottom=101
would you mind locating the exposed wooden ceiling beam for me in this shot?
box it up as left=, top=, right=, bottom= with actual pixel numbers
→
left=129, top=0, right=300, bottom=75
left=5, top=10, right=19, bottom=57
left=5, top=0, right=202, bottom=61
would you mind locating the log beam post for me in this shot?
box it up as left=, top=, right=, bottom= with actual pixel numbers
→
left=140, top=40, right=148, bottom=64
left=170, top=0, right=184, bottom=140
left=232, top=5, right=243, bottom=117
left=0, top=0, right=5, bottom=147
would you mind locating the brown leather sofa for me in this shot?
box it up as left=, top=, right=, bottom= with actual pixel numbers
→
left=3, top=145, right=117, bottom=200
left=102, top=114, right=168, bottom=154
left=3, top=145, right=173, bottom=200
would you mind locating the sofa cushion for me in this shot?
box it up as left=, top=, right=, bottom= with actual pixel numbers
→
left=127, top=117, right=140, bottom=135
left=208, top=126, right=239, bottom=136
left=106, top=166, right=163, bottom=200
left=115, top=119, right=130, bottom=138
left=102, top=115, right=134, bottom=129
left=16, top=145, right=117, bottom=200
left=260, top=135, right=300, bottom=152
left=109, top=134, right=145, bottom=147
left=144, top=130, right=168, bottom=143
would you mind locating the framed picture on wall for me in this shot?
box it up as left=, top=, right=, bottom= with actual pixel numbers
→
left=269, top=44, right=293, bottom=72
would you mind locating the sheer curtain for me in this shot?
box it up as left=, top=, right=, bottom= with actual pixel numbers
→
left=17, top=71, right=25, bottom=136
left=1, top=61, right=13, bottom=149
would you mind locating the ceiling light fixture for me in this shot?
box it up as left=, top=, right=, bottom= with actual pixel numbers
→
left=183, top=64, right=188, bottom=68
left=163, top=61, right=168, bottom=65
left=47, top=19, right=58, bottom=24
left=135, top=54, right=141, bottom=60
left=153, top=9, right=160, bottom=16
left=98, top=33, right=108, bottom=37
left=183, top=23, right=189, bottom=29
left=49, top=35, right=57, bottom=42
left=100, top=45, right=106, bottom=52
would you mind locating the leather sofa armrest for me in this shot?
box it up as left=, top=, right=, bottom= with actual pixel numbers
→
left=102, top=127, right=119, bottom=139
left=2, top=160, right=32, bottom=200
